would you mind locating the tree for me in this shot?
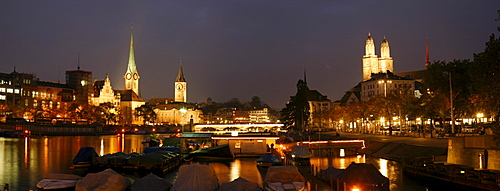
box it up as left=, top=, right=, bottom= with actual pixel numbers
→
left=249, top=96, right=263, bottom=109
left=470, top=34, right=500, bottom=122
left=94, top=102, right=119, bottom=125
left=424, top=59, right=473, bottom=122
left=280, top=79, right=310, bottom=131
left=469, top=13, right=500, bottom=146
left=134, top=105, right=157, bottom=125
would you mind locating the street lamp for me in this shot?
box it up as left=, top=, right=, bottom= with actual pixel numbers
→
left=378, top=80, right=392, bottom=97
left=477, top=113, right=484, bottom=124
left=448, top=72, right=455, bottom=134
left=180, top=108, right=187, bottom=132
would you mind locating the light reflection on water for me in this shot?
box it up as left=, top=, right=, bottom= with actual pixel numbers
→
left=0, top=135, right=427, bottom=191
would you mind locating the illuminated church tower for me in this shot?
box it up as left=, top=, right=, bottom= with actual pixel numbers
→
left=378, top=36, right=394, bottom=75
left=174, top=58, right=186, bottom=103
left=124, top=26, right=140, bottom=95
left=362, top=33, right=393, bottom=81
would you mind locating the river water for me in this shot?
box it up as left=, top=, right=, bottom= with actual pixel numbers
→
left=0, top=134, right=433, bottom=190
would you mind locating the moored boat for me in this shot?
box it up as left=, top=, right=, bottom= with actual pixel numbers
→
left=72, top=147, right=98, bottom=168
left=337, top=162, right=389, bottom=191
left=186, top=144, right=235, bottom=161
left=219, top=177, right=262, bottom=191
left=290, top=146, right=312, bottom=166
left=256, top=154, right=280, bottom=167
left=36, top=173, right=82, bottom=190
left=264, top=166, right=308, bottom=191
left=76, top=168, right=132, bottom=191
left=171, top=163, right=219, bottom=191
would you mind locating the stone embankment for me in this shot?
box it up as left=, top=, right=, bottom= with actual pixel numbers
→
left=358, top=140, right=448, bottom=162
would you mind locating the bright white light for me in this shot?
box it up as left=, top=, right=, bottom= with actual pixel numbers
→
left=340, top=149, right=345, bottom=157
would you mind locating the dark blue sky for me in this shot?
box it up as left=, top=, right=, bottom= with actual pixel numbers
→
left=1, top=1, right=498, bottom=109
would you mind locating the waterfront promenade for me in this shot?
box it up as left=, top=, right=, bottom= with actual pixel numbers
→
left=330, top=132, right=449, bottom=149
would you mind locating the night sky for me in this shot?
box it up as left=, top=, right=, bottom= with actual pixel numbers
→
left=1, top=1, right=498, bottom=109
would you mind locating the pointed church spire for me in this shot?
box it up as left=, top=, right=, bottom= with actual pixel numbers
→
left=124, top=24, right=140, bottom=95
left=425, top=36, right=430, bottom=68
left=126, top=24, right=137, bottom=74
left=303, top=65, right=307, bottom=84
left=77, top=52, right=80, bottom=70
left=176, top=57, right=185, bottom=82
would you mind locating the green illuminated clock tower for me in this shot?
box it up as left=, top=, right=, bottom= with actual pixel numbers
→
left=124, top=26, right=140, bottom=96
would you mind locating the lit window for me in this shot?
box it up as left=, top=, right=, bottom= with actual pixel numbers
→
left=0, top=88, right=5, bottom=92
left=14, top=89, right=20, bottom=94
left=6, top=88, right=13, bottom=93
left=0, top=95, right=5, bottom=100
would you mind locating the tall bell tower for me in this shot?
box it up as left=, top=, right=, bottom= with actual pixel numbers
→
left=124, top=25, right=140, bottom=95
left=174, top=58, right=187, bottom=103
left=362, top=33, right=379, bottom=81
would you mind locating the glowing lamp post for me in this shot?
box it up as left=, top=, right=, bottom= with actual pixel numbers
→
left=180, top=108, right=187, bottom=133
left=477, top=113, right=484, bottom=124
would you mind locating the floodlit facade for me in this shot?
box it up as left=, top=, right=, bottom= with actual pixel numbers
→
left=91, top=74, right=121, bottom=107
left=249, top=108, right=271, bottom=123
left=362, top=33, right=394, bottom=81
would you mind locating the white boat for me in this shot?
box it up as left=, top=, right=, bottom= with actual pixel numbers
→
left=265, top=166, right=308, bottom=191
left=36, top=173, right=82, bottom=190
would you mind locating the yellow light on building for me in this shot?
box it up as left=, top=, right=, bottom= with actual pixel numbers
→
left=477, top=113, right=484, bottom=118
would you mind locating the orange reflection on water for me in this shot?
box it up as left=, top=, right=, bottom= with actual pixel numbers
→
left=24, top=137, right=29, bottom=168
left=43, top=137, right=48, bottom=171
left=379, top=158, right=388, bottom=177
left=100, top=139, right=104, bottom=156
left=310, top=154, right=366, bottom=170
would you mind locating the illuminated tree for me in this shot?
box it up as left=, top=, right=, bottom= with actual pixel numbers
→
left=134, top=104, right=157, bottom=125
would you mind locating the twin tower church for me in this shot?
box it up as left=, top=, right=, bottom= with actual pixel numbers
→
left=92, top=27, right=198, bottom=125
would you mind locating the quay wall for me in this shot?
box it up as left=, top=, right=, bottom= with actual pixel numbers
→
left=448, top=136, right=500, bottom=170
left=359, top=140, right=447, bottom=162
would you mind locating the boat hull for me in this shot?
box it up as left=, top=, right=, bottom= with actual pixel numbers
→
left=36, top=179, right=78, bottom=190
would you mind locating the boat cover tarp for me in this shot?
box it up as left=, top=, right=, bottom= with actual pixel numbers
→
left=127, top=150, right=178, bottom=167
left=218, top=177, right=262, bottom=191
left=43, top=173, right=82, bottom=180
left=291, top=146, right=313, bottom=158
left=94, top=152, right=139, bottom=165
left=144, top=146, right=181, bottom=154
left=265, top=166, right=306, bottom=183
left=188, top=144, right=234, bottom=159
left=72, top=147, right=98, bottom=165
left=130, top=173, right=172, bottom=191
left=76, top=168, right=131, bottom=191
left=171, top=163, right=219, bottom=191
left=338, top=162, right=389, bottom=186
left=317, top=167, right=344, bottom=180
left=256, top=154, right=279, bottom=164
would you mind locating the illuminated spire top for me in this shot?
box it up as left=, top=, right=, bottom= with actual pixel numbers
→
left=365, top=32, right=376, bottom=56
left=126, top=24, right=137, bottom=74
left=176, top=57, right=185, bottom=82
left=425, top=36, right=430, bottom=68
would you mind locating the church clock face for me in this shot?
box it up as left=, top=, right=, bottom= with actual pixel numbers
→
left=126, top=73, right=132, bottom=80
left=176, top=84, right=184, bottom=90
left=133, top=73, right=138, bottom=80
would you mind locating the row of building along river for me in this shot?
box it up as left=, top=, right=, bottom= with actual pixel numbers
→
left=0, top=133, right=452, bottom=191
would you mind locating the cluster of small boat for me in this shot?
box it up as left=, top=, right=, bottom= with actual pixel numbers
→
left=71, top=146, right=183, bottom=175
left=36, top=168, right=172, bottom=191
